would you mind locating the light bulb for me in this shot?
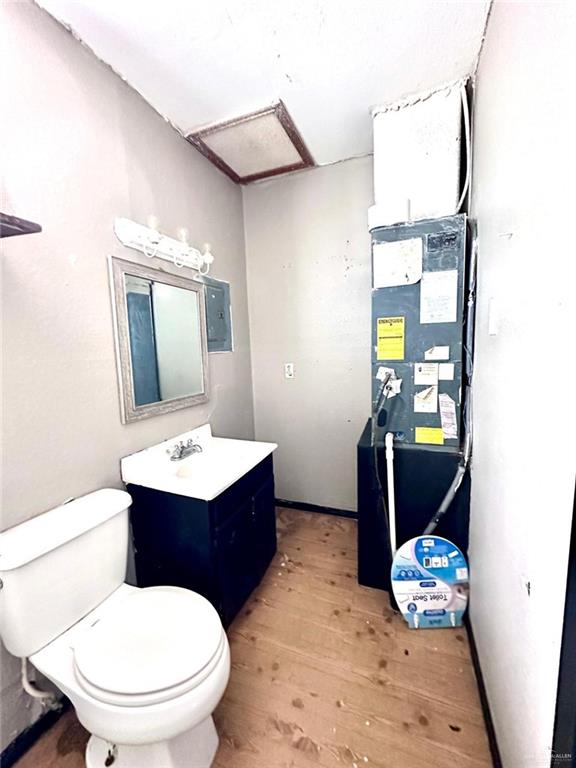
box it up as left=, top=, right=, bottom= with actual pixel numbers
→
left=146, top=214, right=159, bottom=231
left=202, top=243, right=214, bottom=264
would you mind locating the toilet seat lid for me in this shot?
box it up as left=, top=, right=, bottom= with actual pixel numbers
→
left=73, top=586, right=223, bottom=696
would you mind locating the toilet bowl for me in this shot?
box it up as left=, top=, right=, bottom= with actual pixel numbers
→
left=0, top=489, right=231, bottom=768
left=30, top=583, right=231, bottom=768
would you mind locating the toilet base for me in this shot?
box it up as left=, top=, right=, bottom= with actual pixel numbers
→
left=85, top=716, right=219, bottom=768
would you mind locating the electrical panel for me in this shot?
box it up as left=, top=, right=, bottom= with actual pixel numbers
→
left=371, top=214, right=467, bottom=450
left=202, top=276, right=233, bottom=353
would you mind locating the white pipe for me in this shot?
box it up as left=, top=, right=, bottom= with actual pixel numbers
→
left=21, top=658, right=61, bottom=708
left=456, top=83, right=471, bottom=213
left=385, top=432, right=397, bottom=554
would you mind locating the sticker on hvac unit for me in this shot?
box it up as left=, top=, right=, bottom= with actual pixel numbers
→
left=372, top=238, right=422, bottom=288
left=439, top=393, right=458, bottom=439
left=420, top=270, right=458, bottom=324
left=376, top=316, right=405, bottom=361
left=424, top=345, right=450, bottom=361
left=414, top=385, right=438, bottom=414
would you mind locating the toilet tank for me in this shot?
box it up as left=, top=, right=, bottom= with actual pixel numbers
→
left=0, top=489, right=131, bottom=658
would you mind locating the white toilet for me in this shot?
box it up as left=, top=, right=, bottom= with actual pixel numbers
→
left=0, top=488, right=230, bottom=768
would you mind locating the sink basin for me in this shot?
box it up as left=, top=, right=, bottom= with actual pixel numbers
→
left=175, top=462, right=198, bottom=479
left=121, top=424, right=277, bottom=501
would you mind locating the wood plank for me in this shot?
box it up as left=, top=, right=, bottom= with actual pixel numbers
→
left=10, top=710, right=88, bottom=768
left=216, top=509, right=491, bottom=768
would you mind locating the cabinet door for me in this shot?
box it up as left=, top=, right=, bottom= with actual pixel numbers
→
left=215, top=498, right=259, bottom=625
left=252, top=476, right=277, bottom=580
left=129, top=486, right=217, bottom=604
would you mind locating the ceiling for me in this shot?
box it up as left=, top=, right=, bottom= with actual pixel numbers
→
left=38, top=0, right=489, bottom=169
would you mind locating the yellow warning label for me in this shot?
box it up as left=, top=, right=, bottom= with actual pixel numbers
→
left=376, top=316, right=405, bottom=361
left=415, top=427, right=445, bottom=446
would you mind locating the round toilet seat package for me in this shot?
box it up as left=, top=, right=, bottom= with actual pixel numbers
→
left=391, top=536, right=469, bottom=629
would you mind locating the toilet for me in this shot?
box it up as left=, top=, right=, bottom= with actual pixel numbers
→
left=0, top=489, right=230, bottom=768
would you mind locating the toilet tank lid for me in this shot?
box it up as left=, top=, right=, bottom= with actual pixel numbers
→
left=0, top=489, right=132, bottom=572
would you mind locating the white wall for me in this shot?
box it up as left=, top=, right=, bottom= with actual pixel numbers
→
left=244, top=157, right=373, bottom=511
left=469, top=3, right=576, bottom=767
left=0, top=0, right=254, bottom=750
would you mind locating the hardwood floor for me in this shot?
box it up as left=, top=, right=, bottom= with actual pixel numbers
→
left=13, top=509, right=492, bottom=768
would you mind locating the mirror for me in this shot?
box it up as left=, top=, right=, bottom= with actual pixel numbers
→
left=109, top=256, right=209, bottom=423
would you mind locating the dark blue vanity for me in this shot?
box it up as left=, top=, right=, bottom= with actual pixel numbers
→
left=127, top=455, right=276, bottom=627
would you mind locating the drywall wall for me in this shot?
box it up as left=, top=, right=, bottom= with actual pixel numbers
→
left=0, top=0, right=253, bottom=751
left=469, top=3, right=576, bottom=767
left=243, top=157, right=373, bottom=511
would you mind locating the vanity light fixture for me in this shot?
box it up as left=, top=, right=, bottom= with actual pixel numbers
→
left=113, top=217, right=214, bottom=275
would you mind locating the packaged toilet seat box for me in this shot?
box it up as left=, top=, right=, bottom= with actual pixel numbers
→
left=391, top=536, right=469, bottom=629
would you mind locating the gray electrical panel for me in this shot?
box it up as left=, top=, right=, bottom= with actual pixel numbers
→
left=201, top=276, right=233, bottom=353
left=371, top=214, right=467, bottom=450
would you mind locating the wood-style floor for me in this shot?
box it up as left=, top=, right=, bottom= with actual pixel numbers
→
left=13, top=509, right=492, bottom=768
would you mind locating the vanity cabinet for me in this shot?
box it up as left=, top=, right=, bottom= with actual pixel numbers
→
left=127, top=456, right=276, bottom=626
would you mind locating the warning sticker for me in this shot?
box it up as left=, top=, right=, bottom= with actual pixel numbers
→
left=415, top=427, right=444, bottom=445
left=376, top=317, right=405, bottom=361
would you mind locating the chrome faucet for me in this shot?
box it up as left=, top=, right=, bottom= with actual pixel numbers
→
left=168, top=438, right=203, bottom=461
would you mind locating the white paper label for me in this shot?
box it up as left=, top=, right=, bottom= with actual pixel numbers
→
left=438, top=363, right=455, bottom=381
left=424, top=345, right=450, bottom=361
left=414, top=385, right=438, bottom=413
left=414, top=362, right=439, bottom=386
left=375, top=366, right=402, bottom=398
left=420, top=270, right=458, bottom=324
left=387, top=379, right=402, bottom=397
left=376, top=366, right=394, bottom=381
left=439, top=393, right=458, bottom=439
left=373, top=238, right=423, bottom=288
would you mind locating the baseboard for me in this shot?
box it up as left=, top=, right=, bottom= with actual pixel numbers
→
left=275, top=498, right=358, bottom=520
left=0, top=699, right=69, bottom=768
left=465, top=616, right=503, bottom=768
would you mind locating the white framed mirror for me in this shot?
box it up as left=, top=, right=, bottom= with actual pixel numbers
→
left=108, top=256, right=209, bottom=423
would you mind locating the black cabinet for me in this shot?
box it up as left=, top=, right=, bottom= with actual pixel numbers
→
left=216, top=498, right=259, bottom=624
left=253, top=476, right=276, bottom=579
left=357, top=420, right=470, bottom=594
left=128, top=456, right=276, bottom=626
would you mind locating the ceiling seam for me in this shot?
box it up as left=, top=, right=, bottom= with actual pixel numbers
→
left=472, top=0, right=495, bottom=81
left=245, top=151, right=374, bottom=186
left=371, top=77, right=468, bottom=115
left=31, top=1, right=191, bottom=148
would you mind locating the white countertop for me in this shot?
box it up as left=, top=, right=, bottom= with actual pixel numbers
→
left=121, top=424, right=277, bottom=501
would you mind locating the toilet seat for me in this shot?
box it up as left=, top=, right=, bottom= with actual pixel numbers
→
left=73, top=586, right=225, bottom=707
